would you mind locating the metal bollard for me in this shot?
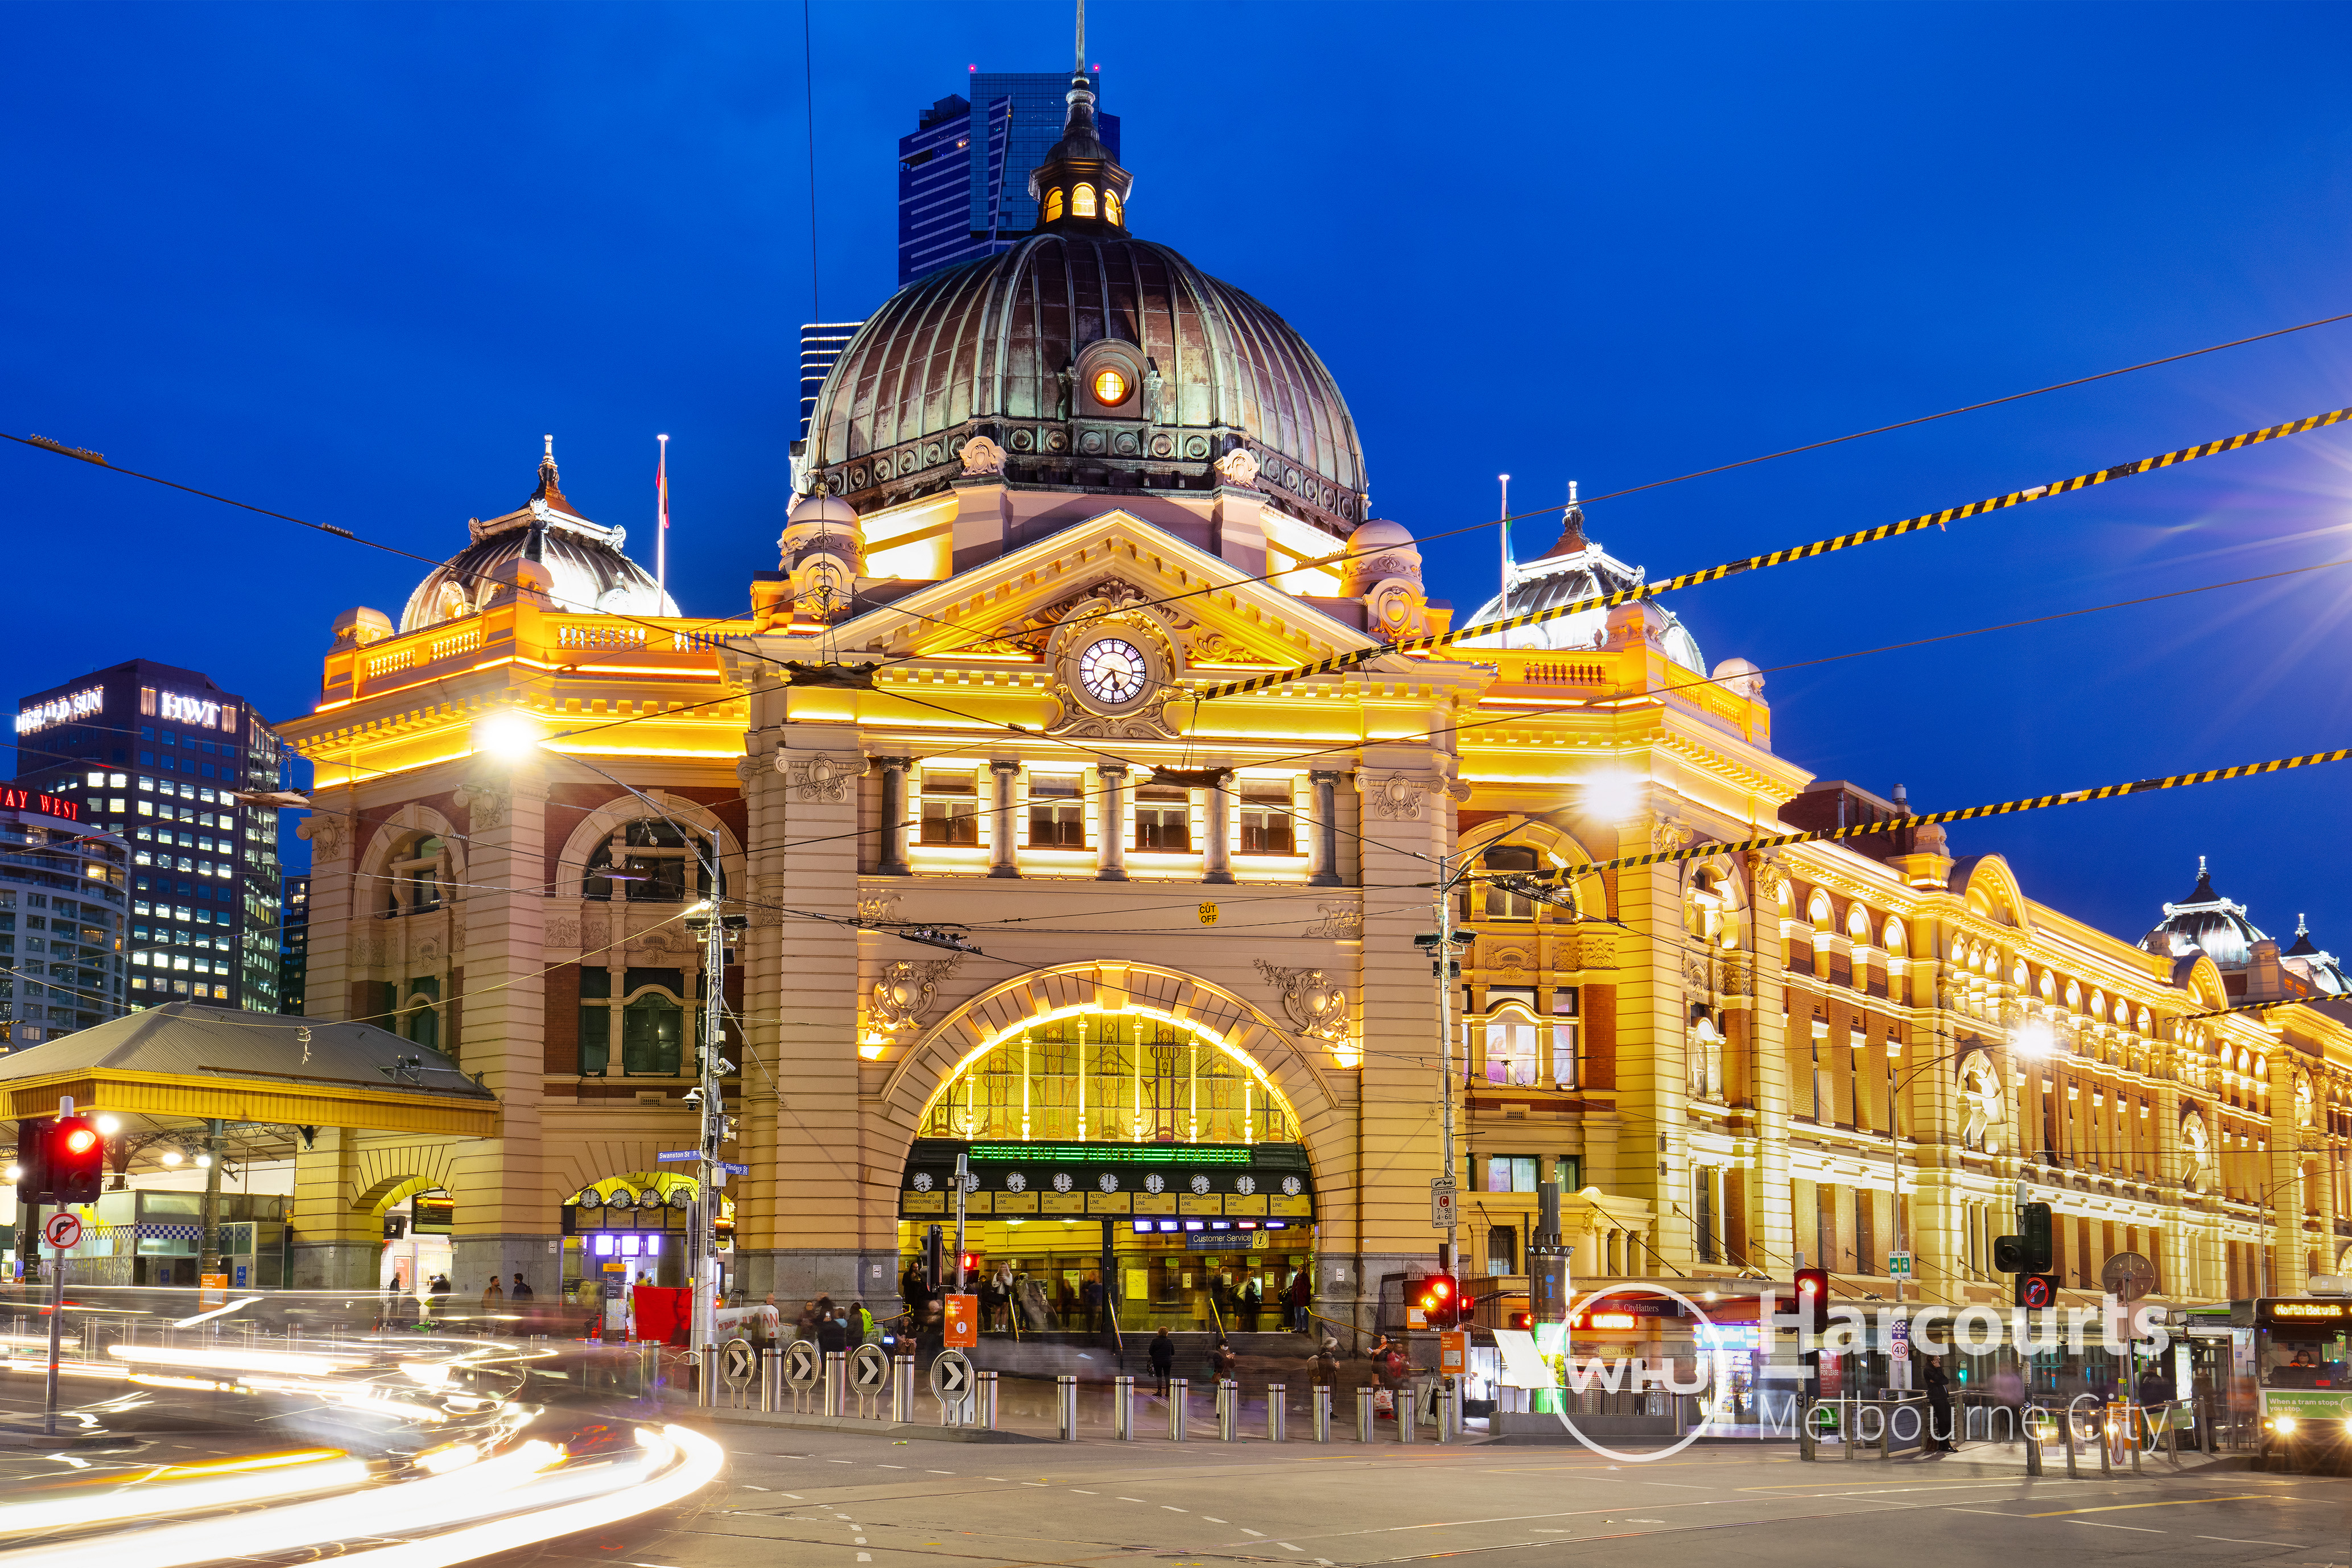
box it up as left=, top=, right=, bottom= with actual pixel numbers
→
left=761, top=1345, right=780, bottom=1412
left=2166, top=1404, right=2181, bottom=1464
left=823, top=1351, right=846, bottom=1417
left=976, top=1369, right=1000, bottom=1431
left=698, top=1343, right=718, bottom=1408
left=2064, top=1408, right=2081, bottom=1478
left=2129, top=1402, right=2143, bottom=1475
left=1313, top=1385, right=1331, bottom=1442
left=1113, top=1375, right=1135, bottom=1440
left=1218, top=1379, right=1240, bottom=1441
left=1398, top=1381, right=1419, bottom=1444
left=2098, top=1403, right=2114, bottom=1476
left=1799, top=1397, right=1817, bottom=1461
left=1266, top=1383, right=1286, bottom=1443
left=1356, top=1385, right=1376, bottom=1443
left=1168, top=1377, right=1190, bottom=1441
left=1057, top=1374, right=1080, bottom=1441
left=1436, top=1383, right=1455, bottom=1445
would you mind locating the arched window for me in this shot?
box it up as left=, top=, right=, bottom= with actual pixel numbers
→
left=583, top=818, right=714, bottom=903
left=1883, top=918, right=1907, bottom=956
left=1071, top=183, right=1097, bottom=218
left=1689, top=1005, right=1724, bottom=1103
left=399, top=976, right=441, bottom=1052
left=1479, top=845, right=1539, bottom=921
left=1103, top=188, right=1122, bottom=225
left=577, top=965, right=695, bottom=1078
left=1044, top=187, right=1064, bottom=222
left=1846, top=903, right=1871, bottom=943
left=1481, top=1004, right=1542, bottom=1088
left=385, top=833, right=448, bottom=915
left=1808, top=891, right=1833, bottom=932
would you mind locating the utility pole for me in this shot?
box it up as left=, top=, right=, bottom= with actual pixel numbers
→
left=684, top=831, right=740, bottom=1363
left=1421, top=853, right=1469, bottom=1276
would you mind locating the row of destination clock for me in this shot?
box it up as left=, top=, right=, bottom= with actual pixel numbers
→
left=910, top=1169, right=1306, bottom=1197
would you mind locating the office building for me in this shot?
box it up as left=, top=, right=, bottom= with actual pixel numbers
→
left=796, top=320, right=864, bottom=453
left=15, top=661, right=287, bottom=1014
left=0, top=787, right=129, bottom=1047
left=279, top=873, right=310, bottom=1015
left=897, top=71, right=1119, bottom=284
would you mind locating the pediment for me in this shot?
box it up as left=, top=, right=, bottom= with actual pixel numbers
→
left=822, top=508, right=1387, bottom=675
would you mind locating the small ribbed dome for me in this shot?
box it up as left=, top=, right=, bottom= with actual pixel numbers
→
left=2285, top=915, right=2350, bottom=996
left=401, top=443, right=678, bottom=633
left=1347, top=518, right=1414, bottom=551
left=2140, top=857, right=2267, bottom=971
left=1456, top=506, right=1705, bottom=672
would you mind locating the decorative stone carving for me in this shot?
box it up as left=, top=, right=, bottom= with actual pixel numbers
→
left=1214, top=448, right=1260, bottom=488
left=1557, top=932, right=1619, bottom=972
left=630, top=923, right=692, bottom=956
left=579, top=911, right=612, bottom=954
left=349, top=935, right=388, bottom=969
left=872, top=958, right=961, bottom=1032
left=1362, top=774, right=1426, bottom=821
left=858, top=891, right=902, bottom=927
left=744, top=874, right=784, bottom=929
left=781, top=751, right=866, bottom=803
left=1254, top=959, right=1351, bottom=1041
left=1747, top=852, right=1789, bottom=902
left=297, top=813, right=349, bottom=860
left=1491, top=946, right=1529, bottom=972
left=1650, top=820, right=1695, bottom=856
left=958, top=435, right=1007, bottom=476
left=735, top=754, right=764, bottom=787
left=545, top=915, right=580, bottom=947
left=1302, top=903, right=1364, bottom=940
left=455, top=779, right=510, bottom=832
left=416, top=936, right=441, bottom=963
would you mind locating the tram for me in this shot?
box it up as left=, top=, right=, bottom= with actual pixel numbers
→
left=2237, top=1296, right=2351, bottom=1468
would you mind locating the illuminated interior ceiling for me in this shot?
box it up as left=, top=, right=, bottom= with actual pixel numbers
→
left=919, top=1006, right=1300, bottom=1145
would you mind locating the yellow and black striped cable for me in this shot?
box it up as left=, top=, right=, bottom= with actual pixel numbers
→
left=1186, top=403, right=2352, bottom=704
left=1567, top=744, right=2352, bottom=881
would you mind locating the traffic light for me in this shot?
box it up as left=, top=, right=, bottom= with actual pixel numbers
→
left=960, top=1252, right=980, bottom=1278
left=1993, top=1202, right=2053, bottom=1274
left=46, top=1117, right=104, bottom=1204
left=1793, top=1267, right=1830, bottom=1333
left=2013, top=1272, right=2058, bottom=1310
left=1507, top=1310, right=1536, bottom=1332
left=1416, top=1273, right=1460, bottom=1330
left=12, top=1120, right=45, bottom=1204
left=922, top=1225, right=944, bottom=1292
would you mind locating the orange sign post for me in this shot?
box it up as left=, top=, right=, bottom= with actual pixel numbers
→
left=943, top=1293, right=979, bottom=1348
left=1439, top=1331, right=1467, bottom=1375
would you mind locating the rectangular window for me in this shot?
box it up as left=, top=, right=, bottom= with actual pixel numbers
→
left=622, top=995, right=684, bottom=1076
left=578, top=968, right=612, bottom=1076
left=1486, top=1224, right=1519, bottom=1276
left=1483, top=1019, right=1538, bottom=1087
left=919, top=769, right=980, bottom=846
left=1552, top=1021, right=1579, bottom=1088
left=1237, top=785, right=1297, bottom=855
left=1481, top=847, right=1539, bottom=920
left=1550, top=987, right=1579, bottom=1017
left=1483, top=1156, right=1537, bottom=1192
left=1133, top=786, right=1190, bottom=851
left=1695, top=1167, right=1719, bottom=1264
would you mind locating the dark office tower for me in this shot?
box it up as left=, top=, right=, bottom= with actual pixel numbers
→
left=13, top=659, right=287, bottom=1016
left=897, top=70, right=1120, bottom=284
left=278, top=873, right=310, bottom=1015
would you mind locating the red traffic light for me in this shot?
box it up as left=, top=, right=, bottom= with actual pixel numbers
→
left=1414, top=1273, right=1461, bottom=1328
left=1793, top=1266, right=1830, bottom=1333
left=1508, top=1310, right=1535, bottom=1331
left=44, top=1116, right=106, bottom=1203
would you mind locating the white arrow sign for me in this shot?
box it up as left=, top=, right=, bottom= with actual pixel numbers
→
left=851, top=1343, right=890, bottom=1391
left=930, top=1348, right=972, bottom=1398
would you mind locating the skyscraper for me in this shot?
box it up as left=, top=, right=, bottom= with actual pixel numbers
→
left=13, top=660, right=288, bottom=1016
left=897, top=70, right=1119, bottom=284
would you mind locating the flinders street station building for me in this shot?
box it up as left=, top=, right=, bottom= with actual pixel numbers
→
left=279, top=64, right=2352, bottom=1335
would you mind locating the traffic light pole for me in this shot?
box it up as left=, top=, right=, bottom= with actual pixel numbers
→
left=1433, top=851, right=1460, bottom=1278
left=43, top=1227, right=65, bottom=1436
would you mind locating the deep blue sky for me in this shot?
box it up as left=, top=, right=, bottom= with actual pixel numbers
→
left=6, top=2, right=2350, bottom=951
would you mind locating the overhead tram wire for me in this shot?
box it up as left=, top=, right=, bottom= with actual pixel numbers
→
left=1563, top=744, right=2352, bottom=885
left=851, top=307, right=2352, bottom=674
left=1184, top=401, right=2352, bottom=705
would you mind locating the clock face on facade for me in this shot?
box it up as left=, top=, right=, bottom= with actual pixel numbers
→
left=1077, top=638, right=1148, bottom=705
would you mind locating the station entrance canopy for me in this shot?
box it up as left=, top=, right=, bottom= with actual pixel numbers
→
left=0, top=1001, right=497, bottom=1138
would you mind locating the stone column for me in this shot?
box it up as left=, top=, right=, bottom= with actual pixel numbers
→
left=1096, top=765, right=1129, bottom=881
left=1200, top=772, right=1233, bottom=885
left=876, top=757, right=911, bottom=877
left=988, top=760, right=1021, bottom=879
left=1744, top=853, right=1793, bottom=1285
left=449, top=756, right=555, bottom=1301
left=1307, top=770, right=1342, bottom=887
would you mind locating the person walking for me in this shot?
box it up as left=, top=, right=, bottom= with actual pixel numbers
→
left=1239, top=1275, right=1262, bottom=1334
left=1921, top=1355, right=1955, bottom=1453
left=1288, top=1268, right=1313, bottom=1334
left=1081, top=1273, right=1104, bottom=1335
left=1149, top=1327, right=1175, bottom=1396
left=818, top=1307, right=851, bottom=1357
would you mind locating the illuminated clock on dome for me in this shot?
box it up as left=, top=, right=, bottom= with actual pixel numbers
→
left=1078, top=638, right=1148, bottom=704
left=1092, top=368, right=1130, bottom=405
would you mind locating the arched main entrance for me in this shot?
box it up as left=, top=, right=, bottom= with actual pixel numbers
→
left=882, top=963, right=1343, bottom=1337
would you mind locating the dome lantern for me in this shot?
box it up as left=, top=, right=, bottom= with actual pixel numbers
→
left=1030, top=2, right=1132, bottom=233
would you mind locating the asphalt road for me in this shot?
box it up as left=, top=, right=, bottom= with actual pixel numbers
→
left=518, top=1431, right=2352, bottom=1568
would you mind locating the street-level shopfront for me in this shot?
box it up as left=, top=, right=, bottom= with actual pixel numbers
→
left=560, top=1172, right=732, bottom=1303
left=899, top=1138, right=1318, bottom=1334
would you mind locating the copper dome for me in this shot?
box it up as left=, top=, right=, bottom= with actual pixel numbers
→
left=803, top=233, right=1369, bottom=539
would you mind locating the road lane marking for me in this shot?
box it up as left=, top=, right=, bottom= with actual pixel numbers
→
left=1205, top=1517, right=1226, bottom=1524
left=878, top=1464, right=903, bottom=1469
left=1074, top=1489, right=1095, bottom=1494
left=927, top=1470, right=953, bottom=1475
left=1279, top=1545, right=1301, bottom=1552
left=856, top=1556, right=870, bottom=1563
left=1242, top=1530, right=1265, bottom=1537
left=2198, top=1538, right=2309, bottom=1549
left=1120, top=1497, right=1146, bottom=1502
left=2070, top=1522, right=2163, bottom=1533
left=2027, top=1496, right=2266, bottom=1517
left=1163, top=1506, right=1188, bottom=1512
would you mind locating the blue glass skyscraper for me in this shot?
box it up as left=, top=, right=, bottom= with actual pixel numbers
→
left=898, top=70, right=1119, bottom=284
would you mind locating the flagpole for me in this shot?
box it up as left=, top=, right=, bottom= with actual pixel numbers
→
left=657, top=434, right=670, bottom=607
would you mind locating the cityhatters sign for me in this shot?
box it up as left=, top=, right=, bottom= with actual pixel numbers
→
left=141, top=687, right=237, bottom=733
left=16, top=687, right=102, bottom=735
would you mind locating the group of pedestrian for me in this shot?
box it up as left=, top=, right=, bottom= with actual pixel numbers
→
left=1143, top=1328, right=1345, bottom=1400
